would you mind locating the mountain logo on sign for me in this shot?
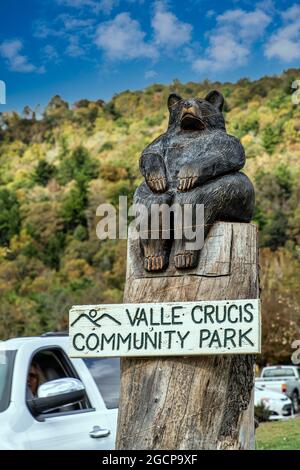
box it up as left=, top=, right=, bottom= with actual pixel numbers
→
left=71, top=309, right=121, bottom=327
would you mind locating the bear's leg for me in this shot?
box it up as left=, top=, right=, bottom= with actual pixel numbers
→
left=173, top=172, right=255, bottom=269
left=134, top=182, right=174, bottom=272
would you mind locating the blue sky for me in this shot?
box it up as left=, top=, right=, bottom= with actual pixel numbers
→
left=0, top=0, right=299, bottom=112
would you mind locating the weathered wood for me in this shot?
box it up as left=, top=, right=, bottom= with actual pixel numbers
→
left=130, top=222, right=233, bottom=278
left=116, top=222, right=259, bottom=450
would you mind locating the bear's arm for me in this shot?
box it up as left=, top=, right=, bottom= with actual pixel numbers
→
left=140, top=152, right=167, bottom=193
left=177, top=132, right=245, bottom=191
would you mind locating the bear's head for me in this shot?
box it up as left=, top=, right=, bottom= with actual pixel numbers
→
left=167, top=90, right=226, bottom=132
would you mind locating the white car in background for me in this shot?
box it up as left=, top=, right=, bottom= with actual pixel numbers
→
left=0, top=334, right=119, bottom=450
left=256, top=365, right=300, bottom=413
left=254, top=384, right=293, bottom=420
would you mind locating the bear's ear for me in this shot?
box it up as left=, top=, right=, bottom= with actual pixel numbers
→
left=205, top=90, right=224, bottom=111
left=167, top=93, right=182, bottom=111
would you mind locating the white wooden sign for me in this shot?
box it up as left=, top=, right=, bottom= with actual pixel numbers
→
left=69, top=299, right=261, bottom=358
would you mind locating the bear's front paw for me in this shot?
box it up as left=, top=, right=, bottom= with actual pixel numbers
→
left=177, top=166, right=198, bottom=191
left=177, top=176, right=198, bottom=192
left=174, top=252, right=199, bottom=269
left=146, top=175, right=167, bottom=193
left=144, top=254, right=168, bottom=271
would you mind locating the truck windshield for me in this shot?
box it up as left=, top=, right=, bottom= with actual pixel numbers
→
left=263, top=368, right=295, bottom=378
left=0, top=350, right=16, bottom=412
left=83, top=358, right=120, bottom=409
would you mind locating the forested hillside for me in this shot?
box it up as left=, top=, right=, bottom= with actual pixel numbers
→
left=1, top=68, right=300, bottom=363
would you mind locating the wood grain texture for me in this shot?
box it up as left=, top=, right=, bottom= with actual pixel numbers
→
left=116, top=222, right=259, bottom=450
left=129, top=222, right=233, bottom=278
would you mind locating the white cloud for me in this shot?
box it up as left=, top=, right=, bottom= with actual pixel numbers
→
left=34, top=14, right=93, bottom=62
left=152, top=1, right=192, bottom=49
left=56, top=0, right=94, bottom=4
left=56, top=0, right=99, bottom=9
left=56, top=0, right=118, bottom=14
left=35, top=15, right=94, bottom=38
left=217, top=8, right=271, bottom=41
left=194, top=38, right=249, bottom=72
left=56, top=0, right=145, bottom=14
left=94, top=2, right=192, bottom=62
left=255, top=0, right=276, bottom=14
left=0, top=39, right=44, bottom=73
left=58, top=14, right=95, bottom=31
left=98, top=0, right=119, bottom=15
left=265, top=4, right=300, bottom=62
left=145, top=69, right=158, bottom=79
left=95, top=12, right=157, bottom=60
left=206, top=10, right=216, bottom=18
left=35, top=1, right=191, bottom=66
left=66, top=36, right=85, bottom=57
left=193, top=7, right=271, bottom=73
left=43, top=45, right=60, bottom=62
left=282, top=3, right=300, bottom=21
left=34, top=20, right=64, bottom=39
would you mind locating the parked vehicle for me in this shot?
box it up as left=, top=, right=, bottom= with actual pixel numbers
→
left=254, top=385, right=293, bottom=420
left=256, top=365, right=300, bottom=413
left=0, top=334, right=119, bottom=450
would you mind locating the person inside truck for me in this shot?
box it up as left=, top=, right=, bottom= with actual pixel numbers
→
left=26, top=361, right=45, bottom=398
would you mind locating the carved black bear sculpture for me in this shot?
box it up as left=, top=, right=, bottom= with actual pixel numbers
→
left=134, top=90, right=255, bottom=272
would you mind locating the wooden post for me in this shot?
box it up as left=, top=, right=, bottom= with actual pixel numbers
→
left=116, top=221, right=259, bottom=450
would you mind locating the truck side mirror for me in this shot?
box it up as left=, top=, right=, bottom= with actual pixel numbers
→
left=27, top=378, right=85, bottom=416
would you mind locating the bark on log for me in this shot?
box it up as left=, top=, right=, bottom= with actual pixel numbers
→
left=116, top=222, right=259, bottom=450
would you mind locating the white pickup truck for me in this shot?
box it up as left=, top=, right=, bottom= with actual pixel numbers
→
left=0, top=334, right=119, bottom=450
left=256, top=365, right=300, bottom=413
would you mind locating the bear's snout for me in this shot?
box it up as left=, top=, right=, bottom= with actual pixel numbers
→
left=182, top=105, right=197, bottom=117
left=180, top=105, right=204, bottom=131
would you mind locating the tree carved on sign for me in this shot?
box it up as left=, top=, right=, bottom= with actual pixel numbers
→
left=134, top=90, right=255, bottom=272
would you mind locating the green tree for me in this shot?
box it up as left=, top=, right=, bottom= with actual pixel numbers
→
left=34, top=160, right=56, bottom=186
left=274, top=163, right=292, bottom=198
left=262, top=210, right=289, bottom=250
left=262, top=124, right=282, bottom=154
left=60, top=183, right=88, bottom=230
left=58, top=145, right=98, bottom=185
left=0, top=188, right=21, bottom=246
left=44, top=95, right=69, bottom=115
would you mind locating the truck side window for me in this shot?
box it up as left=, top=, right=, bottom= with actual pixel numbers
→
left=26, top=347, right=91, bottom=415
left=83, top=358, right=120, bottom=409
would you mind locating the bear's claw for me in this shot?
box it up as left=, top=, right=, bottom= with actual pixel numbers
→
left=174, top=252, right=198, bottom=269
left=144, top=255, right=168, bottom=271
